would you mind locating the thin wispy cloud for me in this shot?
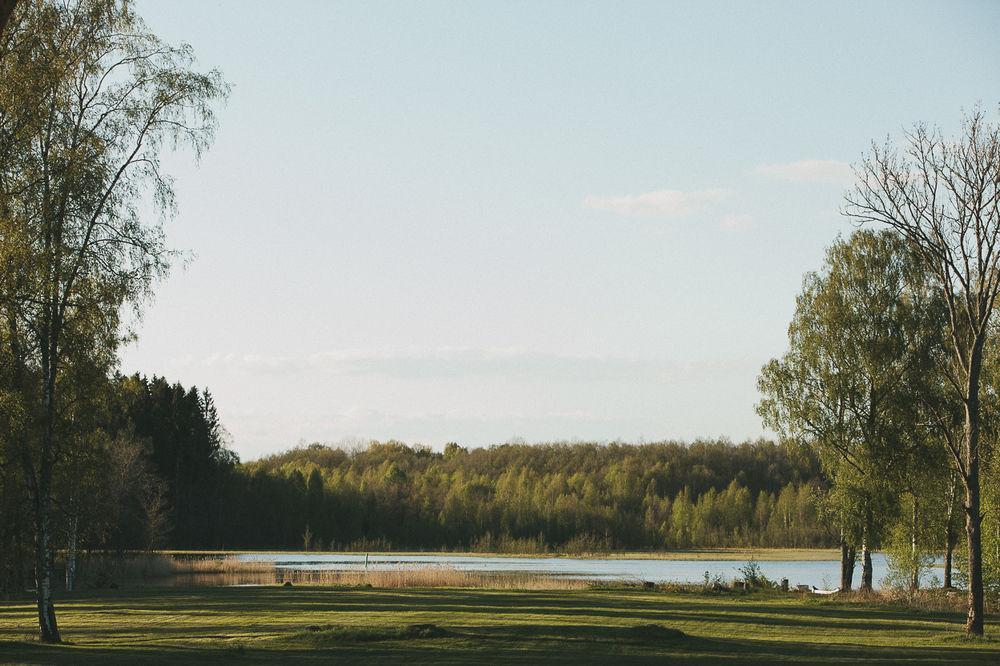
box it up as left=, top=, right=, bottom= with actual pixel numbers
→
left=167, top=348, right=762, bottom=455
left=583, top=188, right=731, bottom=219
left=179, top=347, right=752, bottom=383
left=753, top=159, right=853, bottom=185
left=229, top=407, right=651, bottom=455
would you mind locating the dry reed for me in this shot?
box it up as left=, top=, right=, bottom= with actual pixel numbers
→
left=274, top=566, right=589, bottom=590
left=164, top=557, right=588, bottom=589
left=831, top=586, right=996, bottom=614
left=170, top=556, right=273, bottom=575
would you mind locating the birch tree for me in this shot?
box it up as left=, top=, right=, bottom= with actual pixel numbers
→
left=0, top=0, right=225, bottom=641
left=845, top=108, right=1000, bottom=635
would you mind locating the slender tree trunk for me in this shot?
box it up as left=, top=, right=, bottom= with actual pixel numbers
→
left=944, top=533, right=955, bottom=590
left=964, top=463, right=984, bottom=635
left=964, top=350, right=985, bottom=636
left=846, top=546, right=856, bottom=590
left=861, top=546, right=873, bottom=591
left=18, top=378, right=61, bottom=642
left=860, top=505, right=873, bottom=591
left=65, top=514, right=78, bottom=593
left=910, top=498, right=919, bottom=591
left=839, top=531, right=856, bottom=590
left=944, top=475, right=959, bottom=590
left=33, top=492, right=59, bottom=643
left=34, top=363, right=61, bottom=642
left=840, top=536, right=848, bottom=589
left=965, top=475, right=984, bottom=636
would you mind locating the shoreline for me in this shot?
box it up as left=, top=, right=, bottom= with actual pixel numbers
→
left=160, top=548, right=844, bottom=562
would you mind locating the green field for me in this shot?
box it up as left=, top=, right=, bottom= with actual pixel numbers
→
left=1, top=586, right=998, bottom=664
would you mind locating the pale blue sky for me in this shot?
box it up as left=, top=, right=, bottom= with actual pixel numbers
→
left=124, top=0, right=1000, bottom=459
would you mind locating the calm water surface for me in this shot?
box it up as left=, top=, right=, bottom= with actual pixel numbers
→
left=237, top=552, right=899, bottom=589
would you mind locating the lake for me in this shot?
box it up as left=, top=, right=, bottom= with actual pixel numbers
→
left=236, top=552, right=903, bottom=590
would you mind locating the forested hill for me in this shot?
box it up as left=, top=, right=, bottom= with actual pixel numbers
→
left=233, top=439, right=832, bottom=552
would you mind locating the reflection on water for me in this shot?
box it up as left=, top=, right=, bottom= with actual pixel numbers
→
left=171, top=572, right=277, bottom=587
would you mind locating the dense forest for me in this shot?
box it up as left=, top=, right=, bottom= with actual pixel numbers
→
left=236, top=438, right=829, bottom=552
left=0, top=375, right=238, bottom=590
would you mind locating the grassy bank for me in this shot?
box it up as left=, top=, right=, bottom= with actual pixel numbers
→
left=1, top=586, right=997, bottom=664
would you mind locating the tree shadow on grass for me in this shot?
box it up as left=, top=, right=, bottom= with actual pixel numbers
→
left=16, top=587, right=963, bottom=618
left=75, top=587, right=973, bottom=634
left=454, top=623, right=1000, bottom=664
left=2, top=623, right=999, bottom=665
left=2, top=587, right=997, bottom=664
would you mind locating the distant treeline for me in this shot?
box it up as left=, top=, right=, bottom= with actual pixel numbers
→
left=0, top=377, right=838, bottom=594
left=13, top=369, right=1000, bottom=602
left=234, top=440, right=831, bottom=552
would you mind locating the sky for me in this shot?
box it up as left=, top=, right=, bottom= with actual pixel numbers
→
left=124, top=0, right=1000, bottom=460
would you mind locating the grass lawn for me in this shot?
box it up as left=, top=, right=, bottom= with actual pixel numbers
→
left=0, top=586, right=998, bottom=664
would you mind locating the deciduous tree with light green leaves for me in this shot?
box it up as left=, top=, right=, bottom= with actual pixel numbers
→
left=758, top=229, right=946, bottom=592
left=0, top=0, right=226, bottom=642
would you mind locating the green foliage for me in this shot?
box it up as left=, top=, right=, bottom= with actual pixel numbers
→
left=736, top=558, right=772, bottom=589
left=224, top=438, right=831, bottom=552
left=0, top=0, right=227, bottom=637
left=980, top=446, right=1000, bottom=596
left=882, top=494, right=937, bottom=593
left=758, top=229, right=948, bottom=568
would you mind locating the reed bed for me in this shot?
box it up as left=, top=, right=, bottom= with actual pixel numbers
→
left=170, top=559, right=588, bottom=590
left=70, top=553, right=589, bottom=589
left=169, top=556, right=273, bottom=575
left=271, top=566, right=590, bottom=590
